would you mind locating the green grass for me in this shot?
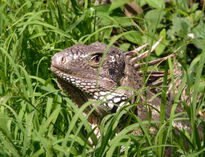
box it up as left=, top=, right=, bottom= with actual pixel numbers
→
left=0, top=0, right=205, bottom=156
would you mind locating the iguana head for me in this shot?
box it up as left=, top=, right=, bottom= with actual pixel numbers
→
left=51, top=42, right=128, bottom=113
left=51, top=39, right=166, bottom=114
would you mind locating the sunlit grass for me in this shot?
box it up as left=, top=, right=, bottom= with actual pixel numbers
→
left=0, top=0, right=204, bottom=156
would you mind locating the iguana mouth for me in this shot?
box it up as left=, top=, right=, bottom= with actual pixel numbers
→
left=51, top=65, right=99, bottom=94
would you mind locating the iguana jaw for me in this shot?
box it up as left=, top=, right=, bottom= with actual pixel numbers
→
left=51, top=65, right=98, bottom=93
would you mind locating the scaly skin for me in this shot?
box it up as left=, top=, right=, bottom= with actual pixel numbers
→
left=51, top=40, right=176, bottom=125
left=51, top=40, right=205, bottom=142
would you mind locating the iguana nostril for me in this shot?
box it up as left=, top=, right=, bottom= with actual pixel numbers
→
left=61, top=56, right=65, bottom=63
left=52, top=53, right=64, bottom=65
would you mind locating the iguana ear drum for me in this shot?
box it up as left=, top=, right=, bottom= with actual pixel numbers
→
left=108, top=68, right=115, bottom=75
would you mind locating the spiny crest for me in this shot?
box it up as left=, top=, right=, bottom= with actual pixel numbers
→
left=125, top=37, right=174, bottom=84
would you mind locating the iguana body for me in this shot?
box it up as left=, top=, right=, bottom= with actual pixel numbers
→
left=51, top=39, right=175, bottom=125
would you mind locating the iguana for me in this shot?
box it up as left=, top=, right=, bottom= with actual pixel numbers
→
left=50, top=38, right=185, bottom=128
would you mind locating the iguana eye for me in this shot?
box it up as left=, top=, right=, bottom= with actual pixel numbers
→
left=89, top=53, right=102, bottom=67
left=92, top=55, right=101, bottom=63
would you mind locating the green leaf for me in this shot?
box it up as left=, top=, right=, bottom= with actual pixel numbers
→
left=193, top=22, right=205, bottom=39
left=146, top=0, right=165, bottom=9
left=193, top=39, right=205, bottom=50
left=170, top=15, right=190, bottom=37
left=103, top=28, right=112, bottom=39
left=155, top=29, right=169, bottom=56
left=139, top=0, right=148, bottom=7
left=193, top=10, right=203, bottom=23
left=112, top=17, right=134, bottom=27
left=109, top=0, right=133, bottom=12
left=144, top=9, right=166, bottom=30
left=174, top=0, right=189, bottom=12
left=124, top=31, right=142, bottom=44
left=119, top=43, right=130, bottom=51
left=192, top=23, right=205, bottom=49
left=0, top=112, right=12, bottom=138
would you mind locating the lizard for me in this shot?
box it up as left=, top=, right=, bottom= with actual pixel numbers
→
left=50, top=38, right=183, bottom=128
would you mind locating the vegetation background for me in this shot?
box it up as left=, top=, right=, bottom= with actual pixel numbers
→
left=0, top=0, right=204, bottom=156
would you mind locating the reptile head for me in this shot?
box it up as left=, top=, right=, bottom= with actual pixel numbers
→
left=51, top=39, right=167, bottom=114
left=51, top=42, right=127, bottom=112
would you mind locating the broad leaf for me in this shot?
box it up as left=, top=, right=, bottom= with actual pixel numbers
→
left=146, top=0, right=165, bottom=9
left=109, top=0, right=133, bottom=11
